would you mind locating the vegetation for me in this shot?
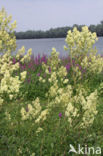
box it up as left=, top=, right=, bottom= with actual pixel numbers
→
left=15, top=21, right=103, bottom=39
left=0, top=8, right=103, bottom=155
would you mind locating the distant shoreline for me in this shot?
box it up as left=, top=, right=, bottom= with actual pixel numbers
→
left=16, top=37, right=66, bottom=40
left=15, top=22, right=103, bottom=40
left=16, top=36, right=103, bottom=40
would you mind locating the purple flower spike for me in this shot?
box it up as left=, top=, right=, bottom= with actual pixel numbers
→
left=12, top=58, right=16, bottom=64
left=37, top=73, right=40, bottom=76
left=49, top=67, right=51, bottom=73
left=76, top=64, right=82, bottom=70
left=66, top=63, right=71, bottom=71
left=59, top=113, right=62, bottom=118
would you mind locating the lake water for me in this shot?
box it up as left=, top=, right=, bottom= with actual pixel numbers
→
left=16, top=37, right=103, bottom=57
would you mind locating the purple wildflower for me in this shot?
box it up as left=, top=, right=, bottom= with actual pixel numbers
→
left=49, top=67, right=51, bottom=73
left=37, top=73, right=40, bottom=76
left=12, top=58, right=16, bottom=64
left=59, top=113, right=62, bottom=118
left=76, top=64, right=82, bottom=70
left=66, top=63, right=71, bottom=71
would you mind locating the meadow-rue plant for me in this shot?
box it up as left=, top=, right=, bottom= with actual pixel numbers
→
left=64, top=26, right=98, bottom=58
left=65, top=89, right=98, bottom=128
left=21, top=97, right=48, bottom=123
left=39, top=28, right=100, bottom=130
left=21, top=98, right=41, bottom=120
left=81, top=54, right=103, bottom=74
left=0, top=8, right=16, bottom=53
left=0, top=8, right=32, bottom=102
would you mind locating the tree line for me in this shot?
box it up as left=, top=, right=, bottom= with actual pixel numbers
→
left=15, top=21, right=103, bottom=39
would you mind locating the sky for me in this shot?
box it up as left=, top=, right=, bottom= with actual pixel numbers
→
left=0, top=0, right=103, bottom=32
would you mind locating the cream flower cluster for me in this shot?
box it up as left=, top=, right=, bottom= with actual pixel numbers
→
left=53, top=85, right=72, bottom=106
left=42, top=48, right=60, bottom=76
left=81, top=54, right=103, bottom=74
left=0, top=8, right=16, bottom=53
left=81, top=90, right=98, bottom=127
left=35, top=109, right=48, bottom=123
left=65, top=102, right=78, bottom=125
left=99, top=82, right=103, bottom=94
left=36, top=127, right=43, bottom=134
left=5, top=111, right=11, bottom=120
left=41, top=48, right=73, bottom=108
left=20, top=48, right=32, bottom=63
left=0, top=8, right=32, bottom=102
left=64, top=26, right=98, bottom=57
left=0, top=97, right=3, bottom=109
left=0, top=51, right=29, bottom=100
left=47, top=48, right=60, bottom=71
left=21, top=98, right=41, bottom=120
left=65, top=89, right=98, bottom=128
left=21, top=98, right=48, bottom=123
left=64, top=26, right=103, bottom=81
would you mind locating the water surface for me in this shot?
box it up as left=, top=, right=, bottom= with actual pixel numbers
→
left=16, top=37, right=103, bottom=56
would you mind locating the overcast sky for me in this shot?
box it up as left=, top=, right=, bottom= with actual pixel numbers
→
left=0, top=0, right=103, bottom=32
